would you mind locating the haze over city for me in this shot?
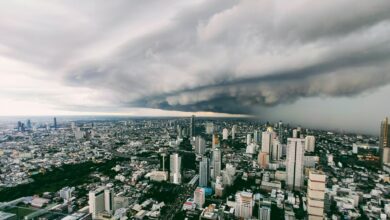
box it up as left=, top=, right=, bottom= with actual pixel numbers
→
left=1, top=0, right=390, bottom=133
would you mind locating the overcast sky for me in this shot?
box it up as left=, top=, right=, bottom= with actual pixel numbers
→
left=1, top=0, right=390, bottom=134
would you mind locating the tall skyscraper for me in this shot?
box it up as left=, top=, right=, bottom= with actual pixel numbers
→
left=195, top=136, right=206, bottom=155
left=194, top=187, right=205, bottom=209
left=205, top=122, right=214, bottom=134
left=305, top=136, right=316, bottom=152
left=286, top=138, right=305, bottom=190
left=199, top=157, right=209, bottom=187
left=104, top=189, right=114, bottom=214
left=271, top=139, right=282, bottom=161
left=222, top=128, right=229, bottom=140
left=235, top=191, right=254, bottom=219
left=89, top=187, right=105, bottom=219
left=212, top=148, right=221, bottom=179
left=190, top=115, right=195, bottom=138
left=246, top=133, right=252, bottom=146
left=261, top=131, right=272, bottom=153
left=212, top=133, right=220, bottom=148
left=170, top=153, right=182, bottom=184
left=254, top=130, right=259, bottom=144
left=53, top=117, right=57, bottom=130
left=232, top=125, right=237, bottom=139
left=278, top=121, right=284, bottom=144
left=307, top=170, right=326, bottom=219
left=380, top=117, right=390, bottom=166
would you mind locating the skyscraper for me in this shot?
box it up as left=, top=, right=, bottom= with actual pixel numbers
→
left=286, top=138, right=305, bottom=190
left=380, top=117, right=390, bottom=166
left=212, top=148, right=221, bottom=179
left=53, top=117, right=57, bottom=130
left=89, top=187, right=105, bottom=219
left=199, top=157, right=209, bottom=187
left=195, top=136, right=206, bottom=155
left=261, top=131, right=272, bottom=153
left=170, top=153, right=182, bottom=184
left=104, top=189, right=114, bottom=214
left=307, top=170, right=326, bottom=219
left=194, top=187, right=205, bottom=209
left=254, top=130, right=259, bottom=144
left=305, top=136, right=316, bottom=152
left=212, top=133, right=220, bottom=148
left=234, top=191, right=254, bottom=219
left=222, top=128, right=229, bottom=140
left=278, top=121, right=284, bottom=144
left=271, top=139, right=282, bottom=161
left=232, top=125, right=237, bottom=139
left=206, top=122, right=214, bottom=134
left=246, top=133, right=252, bottom=146
left=190, top=115, right=195, bottom=138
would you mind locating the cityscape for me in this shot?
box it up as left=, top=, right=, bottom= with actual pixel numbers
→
left=1, top=0, right=390, bottom=220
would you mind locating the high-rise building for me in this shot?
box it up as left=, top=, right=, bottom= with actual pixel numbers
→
left=190, top=115, right=195, bottom=138
left=89, top=187, right=105, bottom=219
left=278, top=121, right=284, bottom=144
left=26, top=119, right=32, bottom=129
left=292, top=129, right=298, bottom=138
left=254, top=130, right=259, bottom=144
left=53, top=117, right=57, bottom=130
left=234, top=191, right=254, bottom=219
left=199, top=157, right=209, bottom=187
left=380, top=117, right=390, bottom=166
left=170, top=153, right=182, bottom=184
left=194, top=187, right=205, bottom=209
left=222, top=128, right=229, bottom=140
left=212, top=148, right=221, bottom=179
left=305, top=136, right=316, bottom=152
left=246, top=134, right=252, bottom=146
left=195, top=136, right=206, bottom=155
left=258, top=152, right=269, bottom=169
left=307, top=171, right=326, bottom=220
left=258, top=199, right=271, bottom=220
left=271, top=139, right=282, bottom=161
left=104, top=189, right=114, bottom=214
left=212, top=133, right=220, bottom=148
left=232, top=125, right=237, bottom=139
left=261, top=131, right=272, bottom=153
left=286, top=138, right=305, bottom=190
left=206, top=122, right=214, bottom=134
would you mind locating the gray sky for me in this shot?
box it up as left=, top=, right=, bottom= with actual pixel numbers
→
left=0, top=0, right=389, bottom=134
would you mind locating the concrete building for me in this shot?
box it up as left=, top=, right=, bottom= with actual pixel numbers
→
left=170, top=153, right=182, bottom=184
left=194, top=187, right=205, bottom=209
left=89, top=187, right=105, bottom=219
left=199, top=157, right=210, bottom=187
left=286, top=138, right=305, bottom=190
left=305, top=136, right=316, bottom=152
left=234, top=191, right=254, bottom=219
left=195, top=136, right=206, bottom=155
left=222, top=128, right=229, bottom=140
left=307, top=170, right=326, bottom=220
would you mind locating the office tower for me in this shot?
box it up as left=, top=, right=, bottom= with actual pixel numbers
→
left=212, top=148, right=221, bottom=179
left=26, top=119, right=31, bottom=129
left=190, top=115, right=195, bottom=138
left=170, top=153, right=182, bottom=184
left=177, top=125, right=182, bottom=139
left=271, top=139, right=282, bottom=161
left=286, top=138, right=305, bottom=190
left=254, top=130, right=259, bottom=144
left=53, top=117, right=57, bottom=130
left=206, top=122, right=214, bottom=134
left=278, top=121, right=284, bottom=144
left=305, top=136, right=316, bottom=152
left=380, top=117, right=390, bottom=166
left=194, top=187, right=205, bottom=209
left=195, top=136, right=206, bottom=155
left=307, top=171, right=326, bottom=219
left=246, top=134, right=252, bottom=146
left=258, top=199, right=272, bottom=220
left=222, top=128, right=229, bottom=140
left=292, top=129, right=298, bottom=138
left=59, top=186, right=74, bottom=202
left=212, top=133, right=220, bottom=148
left=261, top=131, right=272, bottom=153
left=199, top=157, right=209, bottom=187
left=234, top=191, right=254, bottom=219
left=232, top=125, right=237, bottom=139
left=104, top=189, right=114, bottom=214
left=89, top=187, right=105, bottom=219
left=258, top=152, right=269, bottom=169
left=214, top=176, right=224, bottom=197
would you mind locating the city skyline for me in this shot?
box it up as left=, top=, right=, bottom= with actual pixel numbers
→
left=1, top=0, right=390, bottom=134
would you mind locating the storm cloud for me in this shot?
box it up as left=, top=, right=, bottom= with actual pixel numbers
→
left=1, top=0, right=390, bottom=131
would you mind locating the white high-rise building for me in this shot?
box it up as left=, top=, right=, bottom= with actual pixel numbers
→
left=104, top=189, right=114, bottom=214
left=261, top=131, right=272, bottom=153
left=89, top=187, right=105, bottom=219
left=170, top=153, right=182, bottom=184
left=292, top=129, right=298, bottom=138
left=235, top=191, right=254, bottom=219
left=199, top=157, right=209, bottom=187
left=305, top=136, right=316, bottom=152
left=271, top=139, right=282, bottom=161
left=194, top=187, right=205, bottom=209
left=307, top=171, right=326, bottom=220
left=232, top=125, right=237, bottom=139
left=254, top=130, right=259, bottom=144
left=212, top=148, right=221, bottom=179
left=195, top=136, right=206, bottom=155
left=246, top=134, right=252, bottom=146
left=206, top=122, right=214, bottom=134
left=222, top=128, right=229, bottom=140
left=259, top=206, right=271, bottom=220
left=212, top=133, right=220, bottom=149
left=286, top=138, right=305, bottom=190
left=59, top=186, right=74, bottom=202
